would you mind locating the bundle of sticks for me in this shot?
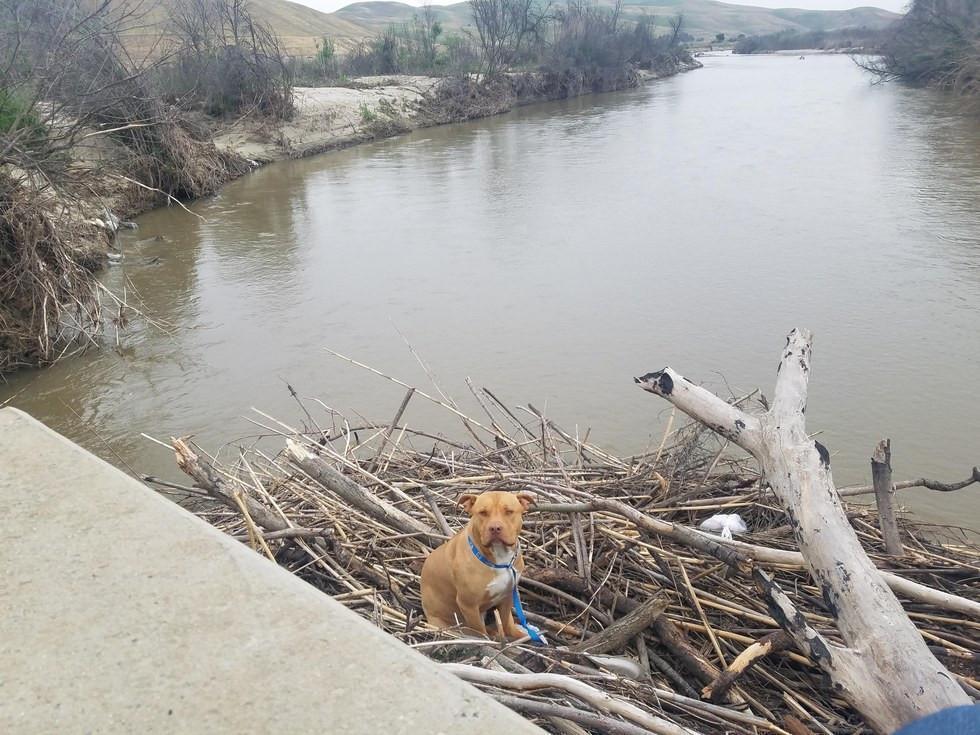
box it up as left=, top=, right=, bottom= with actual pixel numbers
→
left=160, top=361, right=979, bottom=735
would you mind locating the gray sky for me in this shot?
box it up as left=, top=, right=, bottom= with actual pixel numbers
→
left=294, top=0, right=909, bottom=15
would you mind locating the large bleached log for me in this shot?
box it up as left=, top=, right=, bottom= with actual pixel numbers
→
left=635, top=329, right=970, bottom=734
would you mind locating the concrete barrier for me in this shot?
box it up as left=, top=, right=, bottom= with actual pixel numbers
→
left=0, top=408, right=543, bottom=734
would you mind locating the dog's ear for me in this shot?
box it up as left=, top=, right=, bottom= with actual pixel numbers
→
left=515, top=492, right=535, bottom=512
left=459, top=494, right=478, bottom=515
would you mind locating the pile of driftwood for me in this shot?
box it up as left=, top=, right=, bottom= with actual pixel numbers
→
left=161, top=331, right=979, bottom=735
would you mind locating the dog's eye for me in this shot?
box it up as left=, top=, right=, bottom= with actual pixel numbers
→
left=505, top=509, right=515, bottom=515
left=479, top=510, right=489, bottom=516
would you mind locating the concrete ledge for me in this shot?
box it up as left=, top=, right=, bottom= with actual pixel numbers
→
left=0, top=408, right=542, bottom=734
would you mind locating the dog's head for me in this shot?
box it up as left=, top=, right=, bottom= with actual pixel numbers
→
left=460, top=491, right=534, bottom=548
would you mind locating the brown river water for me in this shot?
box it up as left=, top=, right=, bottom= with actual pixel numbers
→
left=3, top=54, right=979, bottom=528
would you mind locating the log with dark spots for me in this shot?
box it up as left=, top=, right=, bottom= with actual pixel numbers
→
left=814, top=440, right=831, bottom=468
left=808, top=634, right=834, bottom=667
left=634, top=370, right=673, bottom=396
left=821, top=585, right=840, bottom=618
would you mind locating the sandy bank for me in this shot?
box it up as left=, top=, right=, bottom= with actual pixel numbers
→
left=207, top=63, right=700, bottom=166
left=210, top=75, right=442, bottom=163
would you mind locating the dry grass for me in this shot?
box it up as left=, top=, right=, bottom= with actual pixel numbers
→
left=162, top=360, right=980, bottom=735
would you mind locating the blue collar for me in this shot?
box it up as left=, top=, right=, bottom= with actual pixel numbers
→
left=467, top=534, right=546, bottom=646
left=467, top=535, right=517, bottom=569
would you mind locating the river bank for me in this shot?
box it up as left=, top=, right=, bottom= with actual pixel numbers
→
left=208, top=64, right=702, bottom=166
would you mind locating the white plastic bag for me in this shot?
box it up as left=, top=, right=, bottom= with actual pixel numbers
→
left=698, top=513, right=748, bottom=540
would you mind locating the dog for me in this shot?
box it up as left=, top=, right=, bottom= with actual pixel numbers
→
left=420, top=491, right=535, bottom=639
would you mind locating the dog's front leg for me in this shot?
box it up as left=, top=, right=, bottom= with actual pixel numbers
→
left=495, top=604, right=524, bottom=641
left=456, top=597, right=488, bottom=637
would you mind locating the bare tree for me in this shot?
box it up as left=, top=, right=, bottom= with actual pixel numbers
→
left=414, top=4, right=442, bottom=68
left=169, top=0, right=293, bottom=119
left=667, top=14, right=684, bottom=47
left=859, top=0, right=979, bottom=98
left=469, top=0, right=539, bottom=79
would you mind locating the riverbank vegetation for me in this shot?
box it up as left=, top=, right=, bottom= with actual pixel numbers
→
left=291, top=0, right=694, bottom=89
left=0, top=0, right=262, bottom=372
left=163, top=339, right=980, bottom=734
left=865, top=0, right=980, bottom=104
left=733, top=26, right=888, bottom=55
left=292, top=0, right=695, bottom=124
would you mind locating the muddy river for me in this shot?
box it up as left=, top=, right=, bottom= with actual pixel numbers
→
left=3, top=54, right=979, bottom=527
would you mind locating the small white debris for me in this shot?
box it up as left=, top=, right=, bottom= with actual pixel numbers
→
left=699, top=513, right=748, bottom=540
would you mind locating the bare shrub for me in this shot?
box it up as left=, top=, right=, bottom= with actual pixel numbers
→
left=344, top=26, right=402, bottom=76
left=168, top=0, right=294, bottom=120
left=860, top=0, right=980, bottom=103
left=0, top=173, right=104, bottom=372
left=469, top=0, right=546, bottom=79
left=543, top=2, right=687, bottom=88
left=339, top=12, right=458, bottom=78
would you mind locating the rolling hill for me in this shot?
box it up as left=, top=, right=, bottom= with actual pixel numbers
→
left=333, top=0, right=899, bottom=42
left=121, top=0, right=370, bottom=56
left=126, top=0, right=900, bottom=57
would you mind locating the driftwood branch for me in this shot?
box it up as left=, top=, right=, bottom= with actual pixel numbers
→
left=571, top=596, right=668, bottom=654
left=871, top=439, right=903, bottom=556
left=443, top=664, right=700, bottom=735
left=172, top=437, right=401, bottom=590
left=173, top=437, right=288, bottom=532
left=493, top=695, right=655, bottom=735
left=702, top=631, right=792, bottom=703
left=635, top=329, right=971, bottom=733
left=285, top=439, right=442, bottom=543
left=367, top=386, right=414, bottom=473
left=839, top=466, right=980, bottom=496
left=529, top=567, right=732, bottom=702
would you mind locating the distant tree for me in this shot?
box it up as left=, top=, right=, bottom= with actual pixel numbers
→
left=317, top=37, right=335, bottom=63
left=667, top=14, right=684, bottom=47
left=414, top=4, right=441, bottom=67
left=715, top=32, right=725, bottom=43
left=469, top=0, right=542, bottom=79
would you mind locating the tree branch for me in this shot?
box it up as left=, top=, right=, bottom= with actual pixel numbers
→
left=443, top=664, right=701, bottom=735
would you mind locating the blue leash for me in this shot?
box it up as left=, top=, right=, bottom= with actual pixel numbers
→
left=467, top=536, right=547, bottom=646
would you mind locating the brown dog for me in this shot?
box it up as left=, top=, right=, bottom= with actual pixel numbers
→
left=420, top=491, right=534, bottom=639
